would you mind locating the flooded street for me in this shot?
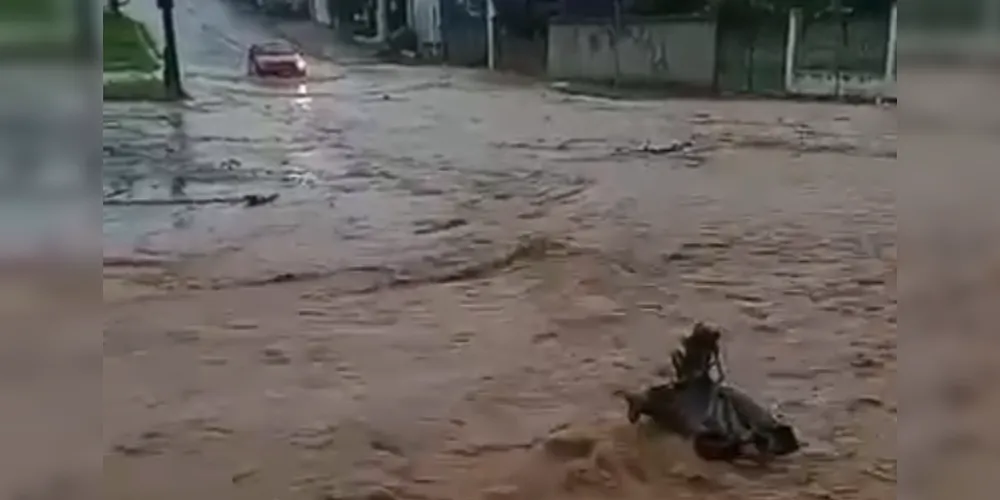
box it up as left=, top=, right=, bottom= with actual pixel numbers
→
left=103, top=1, right=895, bottom=499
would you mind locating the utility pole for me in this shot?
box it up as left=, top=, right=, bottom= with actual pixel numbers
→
left=108, top=0, right=131, bottom=17
left=611, top=0, right=623, bottom=88
left=486, top=0, right=497, bottom=70
left=832, top=0, right=845, bottom=98
left=157, top=0, right=185, bottom=99
left=375, top=0, right=388, bottom=43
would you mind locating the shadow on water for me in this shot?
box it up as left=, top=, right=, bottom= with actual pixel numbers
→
left=164, top=111, right=197, bottom=230
left=219, top=81, right=340, bottom=100
left=185, top=70, right=347, bottom=86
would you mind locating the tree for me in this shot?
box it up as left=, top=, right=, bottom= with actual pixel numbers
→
left=108, top=0, right=132, bottom=16
left=629, top=0, right=712, bottom=16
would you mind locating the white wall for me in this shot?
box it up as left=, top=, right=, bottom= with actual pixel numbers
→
left=547, top=19, right=717, bottom=87
left=411, top=0, right=442, bottom=56
left=312, top=0, right=331, bottom=25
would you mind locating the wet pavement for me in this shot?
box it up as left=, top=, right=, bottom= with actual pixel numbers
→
left=102, top=1, right=896, bottom=500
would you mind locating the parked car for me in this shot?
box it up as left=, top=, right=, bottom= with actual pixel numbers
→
left=246, top=41, right=308, bottom=78
left=253, top=0, right=310, bottom=18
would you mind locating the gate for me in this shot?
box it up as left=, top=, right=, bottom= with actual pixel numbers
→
left=714, top=7, right=787, bottom=95
left=440, top=0, right=488, bottom=65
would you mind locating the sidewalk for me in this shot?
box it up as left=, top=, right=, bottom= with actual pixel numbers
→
left=103, top=70, right=159, bottom=84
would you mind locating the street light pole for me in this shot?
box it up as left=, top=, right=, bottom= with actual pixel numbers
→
left=157, top=0, right=185, bottom=99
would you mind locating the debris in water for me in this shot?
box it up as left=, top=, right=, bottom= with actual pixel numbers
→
left=242, top=193, right=279, bottom=207
left=613, top=139, right=694, bottom=157
left=638, top=139, right=694, bottom=155
left=170, top=176, right=187, bottom=197
left=618, top=322, right=801, bottom=463
left=231, top=466, right=258, bottom=484
left=544, top=428, right=598, bottom=459
left=103, top=193, right=279, bottom=207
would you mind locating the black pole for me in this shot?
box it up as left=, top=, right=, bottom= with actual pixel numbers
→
left=611, top=0, right=622, bottom=88
left=157, top=0, right=185, bottom=99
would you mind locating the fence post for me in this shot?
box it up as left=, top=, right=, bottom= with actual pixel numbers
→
left=711, top=13, right=721, bottom=92
left=108, top=0, right=131, bottom=16
left=486, top=0, right=496, bottom=70
left=832, top=0, right=844, bottom=98
left=611, top=0, right=623, bottom=88
left=784, top=8, right=800, bottom=94
left=884, top=2, right=896, bottom=82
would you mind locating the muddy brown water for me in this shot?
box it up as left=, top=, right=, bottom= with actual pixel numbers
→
left=101, top=92, right=896, bottom=500
left=97, top=2, right=899, bottom=500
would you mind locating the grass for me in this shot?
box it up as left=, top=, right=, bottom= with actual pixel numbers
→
left=104, top=77, right=169, bottom=102
left=101, top=12, right=181, bottom=102
left=0, top=0, right=57, bottom=23
left=103, top=11, right=160, bottom=72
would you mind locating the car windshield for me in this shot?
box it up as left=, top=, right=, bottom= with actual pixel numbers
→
left=255, top=42, right=297, bottom=56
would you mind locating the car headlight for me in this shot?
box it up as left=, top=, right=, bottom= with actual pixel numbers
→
left=295, top=58, right=306, bottom=70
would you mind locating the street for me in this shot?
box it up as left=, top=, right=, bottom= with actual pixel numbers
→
left=101, top=1, right=896, bottom=499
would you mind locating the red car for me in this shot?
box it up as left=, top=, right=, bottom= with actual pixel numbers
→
left=247, top=41, right=307, bottom=78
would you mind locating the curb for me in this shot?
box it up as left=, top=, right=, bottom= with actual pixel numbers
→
left=135, top=20, right=162, bottom=67
left=103, top=71, right=160, bottom=84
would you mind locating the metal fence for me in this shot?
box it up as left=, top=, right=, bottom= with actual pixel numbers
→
left=714, top=6, right=893, bottom=96
left=714, top=13, right=788, bottom=95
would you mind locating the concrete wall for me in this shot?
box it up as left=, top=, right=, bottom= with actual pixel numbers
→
left=788, top=70, right=892, bottom=99
left=547, top=17, right=716, bottom=87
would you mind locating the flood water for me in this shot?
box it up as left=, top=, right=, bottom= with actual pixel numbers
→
left=99, top=1, right=897, bottom=500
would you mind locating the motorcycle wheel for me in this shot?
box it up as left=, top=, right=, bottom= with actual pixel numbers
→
left=768, top=425, right=801, bottom=456
left=693, top=432, right=740, bottom=461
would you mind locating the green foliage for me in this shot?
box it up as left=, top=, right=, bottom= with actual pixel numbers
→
left=107, top=0, right=134, bottom=16
left=629, top=0, right=712, bottom=17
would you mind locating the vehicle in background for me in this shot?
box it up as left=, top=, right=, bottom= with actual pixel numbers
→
left=251, top=0, right=311, bottom=18
left=246, top=41, right=308, bottom=78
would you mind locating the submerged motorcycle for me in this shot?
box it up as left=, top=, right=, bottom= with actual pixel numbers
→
left=619, top=323, right=801, bottom=462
